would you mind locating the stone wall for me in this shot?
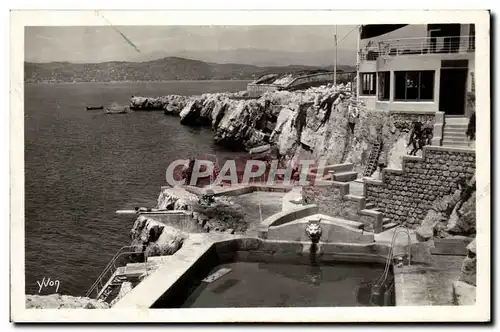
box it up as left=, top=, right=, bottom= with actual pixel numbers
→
left=302, top=181, right=382, bottom=232
left=389, top=110, right=435, bottom=132
left=302, top=182, right=350, bottom=217
left=365, top=146, right=476, bottom=229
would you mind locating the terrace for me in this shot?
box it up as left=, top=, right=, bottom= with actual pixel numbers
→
left=359, top=35, right=476, bottom=61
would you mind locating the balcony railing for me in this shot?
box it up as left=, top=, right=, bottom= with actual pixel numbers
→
left=359, top=35, right=475, bottom=61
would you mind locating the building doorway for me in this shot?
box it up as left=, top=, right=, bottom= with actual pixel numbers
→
left=439, top=68, right=468, bottom=116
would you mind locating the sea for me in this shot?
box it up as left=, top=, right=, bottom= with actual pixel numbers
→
left=24, top=80, right=251, bottom=296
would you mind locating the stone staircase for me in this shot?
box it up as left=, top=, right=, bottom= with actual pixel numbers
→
left=349, top=179, right=399, bottom=232
left=326, top=163, right=358, bottom=182
left=442, top=117, right=470, bottom=148
left=304, top=163, right=399, bottom=234
left=364, top=200, right=399, bottom=232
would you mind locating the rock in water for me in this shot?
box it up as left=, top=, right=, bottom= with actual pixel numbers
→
left=180, top=100, right=202, bottom=125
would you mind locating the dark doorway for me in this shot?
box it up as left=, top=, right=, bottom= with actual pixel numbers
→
left=439, top=68, right=468, bottom=115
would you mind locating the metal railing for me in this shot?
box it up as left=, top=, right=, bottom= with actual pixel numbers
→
left=373, top=226, right=411, bottom=291
left=85, top=245, right=148, bottom=299
left=359, top=46, right=381, bottom=61
left=360, top=35, right=475, bottom=61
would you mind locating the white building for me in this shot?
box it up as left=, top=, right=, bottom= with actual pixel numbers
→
left=357, top=24, right=475, bottom=119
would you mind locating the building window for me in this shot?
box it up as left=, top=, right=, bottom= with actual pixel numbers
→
left=360, top=73, right=376, bottom=95
left=378, top=71, right=390, bottom=101
left=394, top=71, right=434, bottom=101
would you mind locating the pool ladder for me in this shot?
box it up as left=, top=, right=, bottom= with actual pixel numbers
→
left=370, top=225, right=411, bottom=305
left=85, top=244, right=155, bottom=301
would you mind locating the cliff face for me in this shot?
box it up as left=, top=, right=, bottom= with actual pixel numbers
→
left=131, top=85, right=434, bottom=172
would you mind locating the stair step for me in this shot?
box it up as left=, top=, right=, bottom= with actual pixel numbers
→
left=443, top=137, right=468, bottom=144
left=444, top=125, right=468, bottom=130
left=442, top=140, right=470, bottom=145
left=444, top=130, right=467, bottom=135
left=443, top=128, right=467, bottom=135
left=365, top=203, right=382, bottom=211
left=326, top=163, right=354, bottom=174
left=332, top=171, right=358, bottom=182
left=445, top=117, right=469, bottom=123
left=443, top=133, right=468, bottom=139
left=443, top=134, right=468, bottom=139
left=349, top=181, right=364, bottom=196
left=383, top=222, right=399, bottom=231
left=442, top=142, right=470, bottom=148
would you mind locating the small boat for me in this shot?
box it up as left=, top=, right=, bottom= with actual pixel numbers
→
left=105, top=106, right=129, bottom=114
left=86, top=106, right=104, bottom=110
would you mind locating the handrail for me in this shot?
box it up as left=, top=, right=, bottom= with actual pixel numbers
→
left=86, top=242, right=164, bottom=300
left=375, top=226, right=411, bottom=288
left=85, top=245, right=145, bottom=298
left=360, top=35, right=475, bottom=61
left=368, top=225, right=411, bottom=305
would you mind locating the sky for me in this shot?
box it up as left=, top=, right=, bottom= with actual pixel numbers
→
left=25, top=25, right=359, bottom=65
left=24, top=25, right=427, bottom=66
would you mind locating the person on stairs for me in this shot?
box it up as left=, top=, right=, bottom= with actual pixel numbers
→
left=347, top=104, right=360, bottom=134
left=407, top=122, right=425, bottom=156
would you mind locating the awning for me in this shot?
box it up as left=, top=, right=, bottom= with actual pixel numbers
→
left=360, top=25, right=408, bottom=39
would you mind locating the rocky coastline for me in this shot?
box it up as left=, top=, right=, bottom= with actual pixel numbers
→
left=130, top=84, right=433, bottom=173
left=26, top=84, right=476, bottom=309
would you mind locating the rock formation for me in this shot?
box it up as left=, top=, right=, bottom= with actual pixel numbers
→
left=130, top=215, right=186, bottom=256
left=26, top=294, right=110, bottom=309
left=155, top=185, right=254, bottom=233
left=156, top=186, right=199, bottom=210
left=191, top=197, right=246, bottom=233
left=416, top=173, right=476, bottom=241
left=452, top=238, right=476, bottom=305
left=130, top=85, right=434, bottom=174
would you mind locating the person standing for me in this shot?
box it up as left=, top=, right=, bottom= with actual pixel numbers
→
left=347, top=103, right=359, bottom=134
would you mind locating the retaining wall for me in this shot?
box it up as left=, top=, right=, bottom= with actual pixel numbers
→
left=301, top=180, right=383, bottom=232
left=364, top=146, right=476, bottom=229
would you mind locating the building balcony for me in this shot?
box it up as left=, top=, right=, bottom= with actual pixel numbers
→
left=359, top=35, right=475, bottom=61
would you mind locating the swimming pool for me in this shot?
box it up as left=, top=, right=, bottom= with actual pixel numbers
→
left=150, top=244, right=395, bottom=308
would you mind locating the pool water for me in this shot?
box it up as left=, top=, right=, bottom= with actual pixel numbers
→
left=163, top=260, right=394, bottom=308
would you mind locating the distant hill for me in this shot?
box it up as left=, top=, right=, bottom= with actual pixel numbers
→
left=128, top=48, right=357, bottom=67
left=24, top=57, right=355, bottom=83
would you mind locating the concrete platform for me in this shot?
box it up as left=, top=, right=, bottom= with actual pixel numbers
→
left=394, top=255, right=465, bottom=306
